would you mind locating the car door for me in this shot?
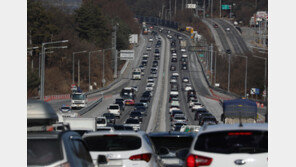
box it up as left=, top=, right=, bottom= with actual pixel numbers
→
left=69, top=135, right=94, bottom=167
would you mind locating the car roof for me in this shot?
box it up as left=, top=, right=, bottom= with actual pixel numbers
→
left=148, top=131, right=196, bottom=137
left=82, top=130, right=146, bottom=138
left=198, top=123, right=268, bottom=134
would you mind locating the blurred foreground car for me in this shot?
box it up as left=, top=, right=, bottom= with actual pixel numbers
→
left=185, top=123, right=268, bottom=167
left=83, top=131, right=157, bottom=167
left=27, top=100, right=94, bottom=167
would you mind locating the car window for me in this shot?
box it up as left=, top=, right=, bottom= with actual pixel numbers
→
left=84, top=135, right=141, bottom=151
left=150, top=136, right=193, bottom=155
left=27, top=138, right=63, bottom=166
left=71, top=139, right=93, bottom=163
left=109, top=106, right=119, bottom=109
left=194, top=130, right=268, bottom=154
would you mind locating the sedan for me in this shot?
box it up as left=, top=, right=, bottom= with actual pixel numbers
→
left=170, top=65, right=176, bottom=71
left=125, top=118, right=141, bottom=130
left=124, top=99, right=135, bottom=106
left=182, top=77, right=189, bottom=83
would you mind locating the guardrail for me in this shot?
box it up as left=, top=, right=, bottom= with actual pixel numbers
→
left=78, top=94, right=104, bottom=116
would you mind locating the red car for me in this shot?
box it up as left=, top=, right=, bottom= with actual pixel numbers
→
left=124, top=99, right=135, bottom=106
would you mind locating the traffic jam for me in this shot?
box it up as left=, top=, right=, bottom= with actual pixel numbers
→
left=28, top=26, right=268, bottom=167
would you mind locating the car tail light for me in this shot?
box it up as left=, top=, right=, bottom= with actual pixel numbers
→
left=129, top=153, right=151, bottom=162
left=186, top=154, right=212, bottom=167
left=55, top=162, right=70, bottom=167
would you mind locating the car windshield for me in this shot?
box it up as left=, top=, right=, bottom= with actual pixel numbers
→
left=133, top=72, right=141, bottom=75
left=109, top=105, right=119, bottom=109
left=149, top=136, right=194, bottom=156
left=84, top=135, right=141, bottom=151
left=61, top=107, right=70, bottom=110
left=27, top=138, right=63, bottom=166
left=97, top=118, right=106, bottom=124
left=194, top=130, right=268, bottom=154
left=130, top=112, right=141, bottom=116
left=104, top=114, right=115, bottom=119
left=126, top=119, right=139, bottom=124
left=175, top=117, right=185, bottom=120
left=72, top=94, right=85, bottom=100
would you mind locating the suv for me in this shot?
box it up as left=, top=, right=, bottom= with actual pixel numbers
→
left=27, top=100, right=94, bottom=167
left=83, top=131, right=157, bottom=167
left=186, top=123, right=268, bottom=167
left=107, top=104, right=120, bottom=118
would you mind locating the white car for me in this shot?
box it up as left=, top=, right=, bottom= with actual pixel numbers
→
left=143, top=53, right=149, bottom=57
left=185, top=85, right=193, bottom=91
left=83, top=131, right=158, bottom=167
left=147, top=80, right=155, bottom=87
left=108, top=104, right=120, bottom=117
left=96, top=117, right=107, bottom=127
left=186, top=123, right=268, bottom=167
left=147, top=46, right=152, bottom=51
left=172, top=72, right=179, bottom=77
left=226, top=27, right=230, bottom=31
left=149, top=38, right=153, bottom=42
left=170, top=100, right=180, bottom=108
left=192, top=104, right=204, bottom=110
left=170, top=78, right=177, bottom=84
left=147, top=77, right=154, bottom=83
left=189, top=99, right=199, bottom=108
left=172, top=53, right=177, bottom=56
left=181, top=48, right=186, bottom=52
left=182, top=77, right=189, bottom=83
left=182, top=54, right=188, bottom=58
left=169, top=107, right=181, bottom=115
left=146, top=83, right=154, bottom=91
left=124, top=118, right=141, bottom=131
left=171, top=114, right=188, bottom=124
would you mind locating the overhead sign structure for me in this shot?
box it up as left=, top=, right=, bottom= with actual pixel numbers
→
left=186, top=4, right=196, bottom=9
left=250, top=88, right=260, bottom=95
left=120, top=50, right=134, bottom=60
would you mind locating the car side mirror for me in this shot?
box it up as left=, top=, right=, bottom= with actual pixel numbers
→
left=176, top=148, right=189, bottom=161
left=97, top=155, right=108, bottom=165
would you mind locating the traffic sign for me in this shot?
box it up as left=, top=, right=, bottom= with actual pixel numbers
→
left=199, top=54, right=204, bottom=57
left=120, top=50, right=134, bottom=60
left=222, top=5, right=230, bottom=10
left=250, top=88, right=260, bottom=95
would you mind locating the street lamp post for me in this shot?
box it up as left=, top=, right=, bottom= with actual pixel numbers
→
left=237, top=55, right=248, bottom=97
left=72, top=50, right=87, bottom=84
left=40, top=40, right=68, bottom=100
left=253, top=55, right=267, bottom=101
left=27, top=46, right=39, bottom=70
left=227, top=53, right=231, bottom=92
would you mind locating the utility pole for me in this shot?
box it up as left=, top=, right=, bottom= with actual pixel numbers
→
left=211, top=0, right=213, bottom=18
left=78, top=59, right=80, bottom=87
left=210, top=44, right=213, bottom=85
left=88, top=52, right=91, bottom=91
left=112, top=22, right=117, bottom=79
left=227, top=54, right=231, bottom=92
left=162, top=3, right=165, bottom=19
left=203, top=0, right=206, bottom=18
left=102, top=50, right=105, bottom=87
left=214, top=53, right=217, bottom=84
left=169, top=0, right=172, bottom=21
left=175, top=0, right=177, bottom=16
left=220, top=0, right=221, bottom=18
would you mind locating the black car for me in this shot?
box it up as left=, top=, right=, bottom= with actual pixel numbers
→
left=129, top=111, right=143, bottom=123
left=193, top=108, right=208, bottom=120
left=197, top=113, right=213, bottom=122
left=226, top=49, right=231, bottom=54
left=181, top=64, right=188, bottom=70
left=187, top=94, right=197, bottom=102
left=134, top=106, right=147, bottom=115
left=153, top=60, right=158, bottom=66
left=199, top=116, right=218, bottom=125
left=181, top=57, right=187, bottom=62
left=115, top=98, right=125, bottom=111
left=154, top=55, right=160, bottom=60
left=112, top=124, right=134, bottom=131
left=171, top=84, right=178, bottom=91
left=154, top=49, right=160, bottom=55
left=171, top=57, right=177, bottom=62
left=103, top=113, right=116, bottom=124
left=141, top=60, right=147, bottom=66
